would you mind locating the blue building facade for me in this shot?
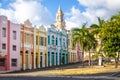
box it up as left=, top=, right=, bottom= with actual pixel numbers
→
left=47, top=6, right=68, bottom=66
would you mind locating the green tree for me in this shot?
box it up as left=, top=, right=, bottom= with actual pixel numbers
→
left=72, top=23, right=89, bottom=66
left=90, top=17, right=105, bottom=66
left=101, top=12, right=120, bottom=68
left=85, top=31, right=98, bottom=66
left=90, top=17, right=104, bottom=36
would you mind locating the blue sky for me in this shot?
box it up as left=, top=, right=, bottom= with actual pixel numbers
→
left=42, top=0, right=85, bottom=16
left=0, top=0, right=120, bottom=29
left=0, top=0, right=84, bottom=18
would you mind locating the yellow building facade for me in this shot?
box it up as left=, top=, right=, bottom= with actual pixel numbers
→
left=34, top=25, right=48, bottom=68
left=20, top=20, right=48, bottom=70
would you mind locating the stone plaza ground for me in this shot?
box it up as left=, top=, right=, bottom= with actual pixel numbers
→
left=0, top=76, right=118, bottom=80
left=0, top=62, right=120, bottom=80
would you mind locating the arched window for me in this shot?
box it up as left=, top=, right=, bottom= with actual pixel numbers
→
left=52, top=35, right=54, bottom=45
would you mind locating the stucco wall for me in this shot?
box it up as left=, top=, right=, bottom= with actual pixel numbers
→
left=0, top=16, right=9, bottom=71
left=9, top=21, right=20, bottom=71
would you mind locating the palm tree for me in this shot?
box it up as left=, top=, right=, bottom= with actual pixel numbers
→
left=72, top=23, right=89, bottom=66
left=90, top=17, right=104, bottom=66
left=90, top=17, right=104, bottom=37
left=85, top=32, right=97, bottom=66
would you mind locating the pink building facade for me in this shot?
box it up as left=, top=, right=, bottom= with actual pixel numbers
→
left=0, top=15, right=20, bottom=71
left=76, top=42, right=82, bottom=62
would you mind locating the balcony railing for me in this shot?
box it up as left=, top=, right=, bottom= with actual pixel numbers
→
left=50, top=45, right=57, bottom=50
left=24, top=44, right=33, bottom=48
left=39, top=46, right=47, bottom=50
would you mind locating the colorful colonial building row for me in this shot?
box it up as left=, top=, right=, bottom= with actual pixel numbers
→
left=0, top=7, right=81, bottom=71
left=0, top=16, right=20, bottom=71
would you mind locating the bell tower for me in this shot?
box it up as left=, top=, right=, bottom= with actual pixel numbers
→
left=54, top=6, right=66, bottom=30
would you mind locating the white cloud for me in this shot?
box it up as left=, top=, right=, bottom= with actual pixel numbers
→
left=78, top=0, right=120, bottom=10
left=0, top=8, right=15, bottom=20
left=65, top=6, right=86, bottom=30
left=0, top=0, right=53, bottom=26
left=78, top=0, right=103, bottom=8
left=105, top=0, right=120, bottom=11
left=65, top=0, right=120, bottom=30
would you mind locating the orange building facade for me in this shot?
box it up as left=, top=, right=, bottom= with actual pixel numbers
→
left=20, top=20, right=34, bottom=70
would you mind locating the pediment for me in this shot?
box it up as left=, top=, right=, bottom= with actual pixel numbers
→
left=24, top=19, right=32, bottom=27
left=39, top=25, right=46, bottom=32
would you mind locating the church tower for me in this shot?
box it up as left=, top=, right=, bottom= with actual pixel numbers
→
left=54, top=6, right=66, bottom=30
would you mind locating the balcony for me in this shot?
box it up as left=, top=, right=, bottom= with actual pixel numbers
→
left=24, top=44, right=32, bottom=48
left=50, top=45, right=57, bottom=50
left=39, top=46, right=47, bottom=51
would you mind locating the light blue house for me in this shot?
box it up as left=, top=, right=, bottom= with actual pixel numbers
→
left=47, top=6, right=68, bottom=66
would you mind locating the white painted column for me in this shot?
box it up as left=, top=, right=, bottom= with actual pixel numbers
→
left=33, top=26, right=36, bottom=69
left=57, top=51, right=60, bottom=65
left=69, top=52, right=71, bottom=63
left=98, top=55, right=102, bottom=66
left=54, top=52, right=56, bottom=66
left=43, top=53, right=45, bottom=67
left=50, top=52, right=52, bottom=66
left=23, top=64, right=26, bottom=70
